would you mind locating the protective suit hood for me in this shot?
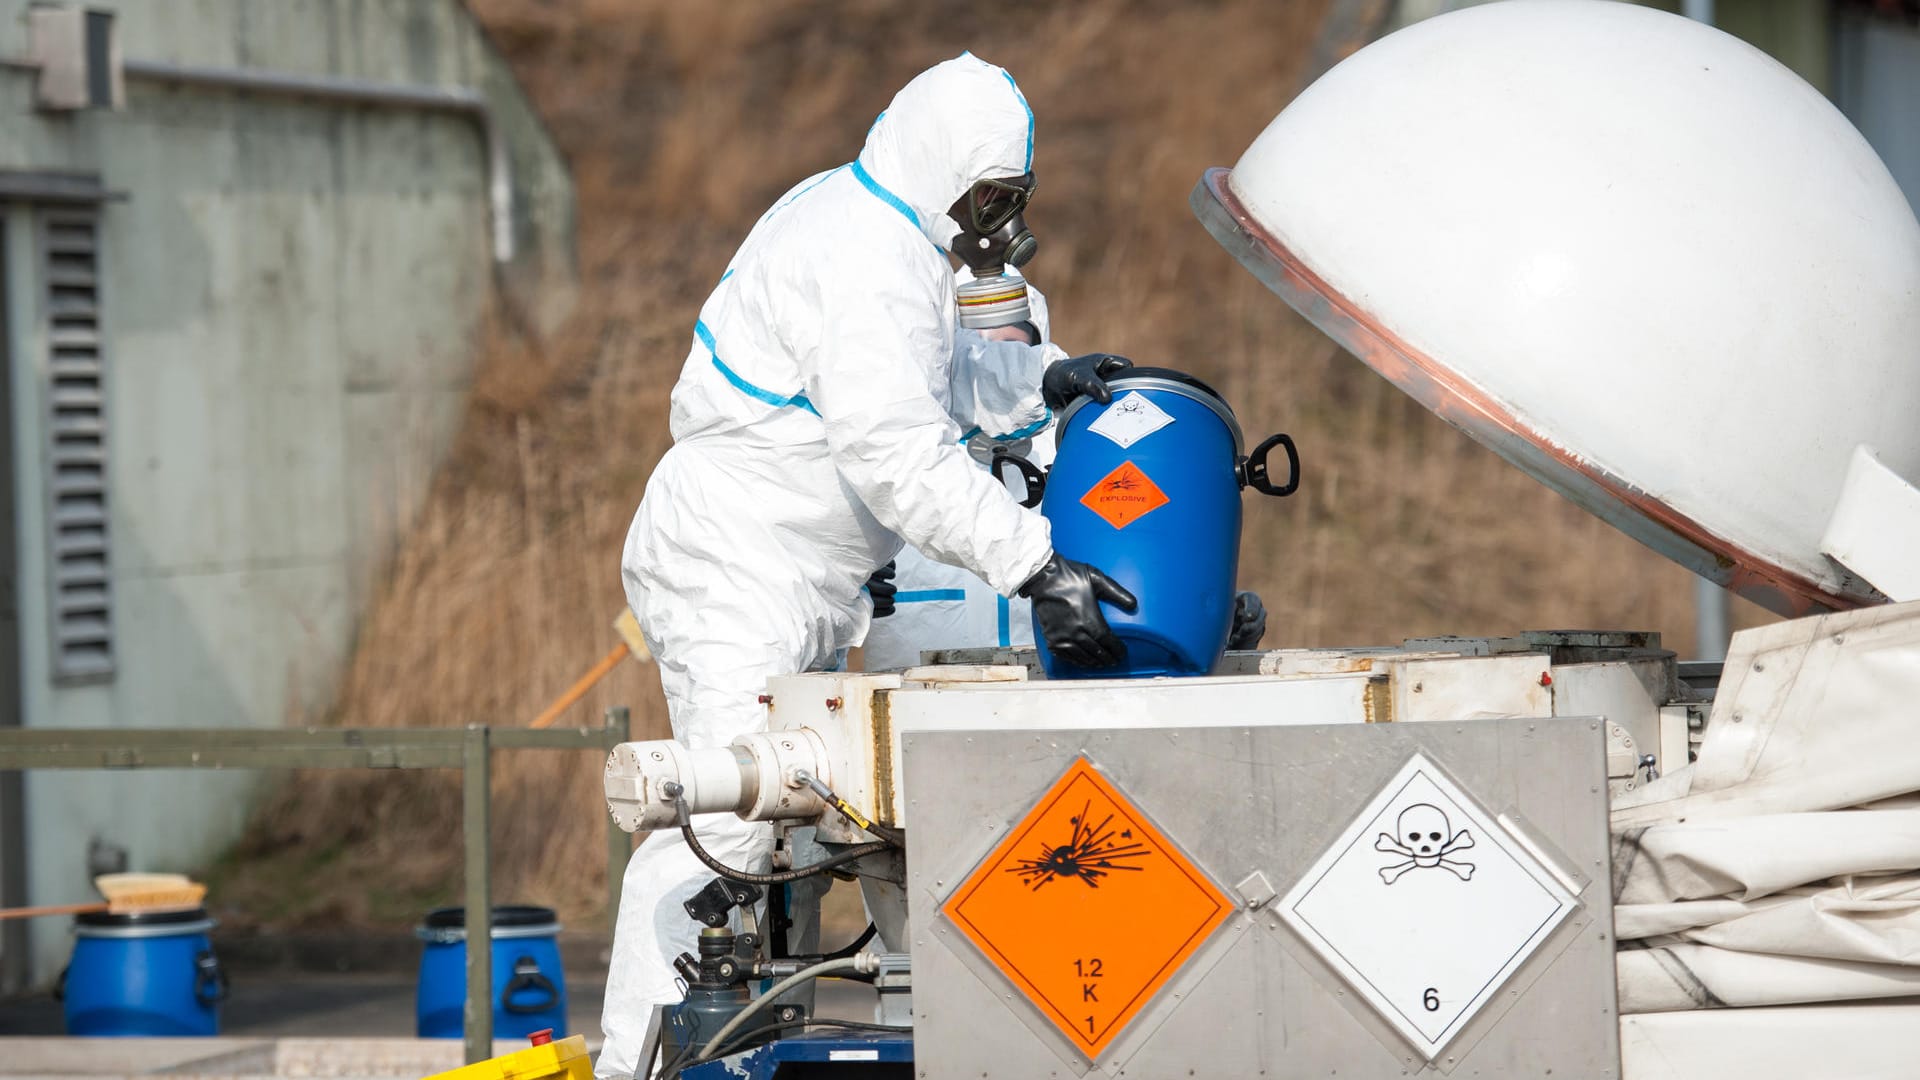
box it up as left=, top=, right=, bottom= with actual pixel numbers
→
left=857, top=53, right=1035, bottom=251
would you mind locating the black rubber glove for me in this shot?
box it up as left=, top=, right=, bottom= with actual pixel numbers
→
left=1228, top=590, right=1268, bottom=651
left=1019, top=552, right=1138, bottom=669
left=1042, top=353, right=1134, bottom=411
left=865, top=562, right=897, bottom=619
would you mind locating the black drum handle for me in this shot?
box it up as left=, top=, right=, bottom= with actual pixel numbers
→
left=991, top=445, right=1047, bottom=508
left=1242, top=433, right=1301, bottom=497
left=502, top=955, right=559, bottom=1014
left=194, top=949, right=229, bottom=1005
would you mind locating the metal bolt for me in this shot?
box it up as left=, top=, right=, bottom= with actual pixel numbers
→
left=826, top=697, right=843, bottom=711
left=757, top=694, right=773, bottom=705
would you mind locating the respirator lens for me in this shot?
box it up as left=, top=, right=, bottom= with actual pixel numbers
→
left=970, top=174, right=1035, bottom=234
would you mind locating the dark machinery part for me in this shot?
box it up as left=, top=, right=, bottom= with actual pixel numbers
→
left=660, top=925, right=832, bottom=1080
left=683, top=877, right=762, bottom=929
left=767, top=879, right=792, bottom=961
left=662, top=927, right=753, bottom=1066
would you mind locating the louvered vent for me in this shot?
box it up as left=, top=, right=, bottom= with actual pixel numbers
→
left=41, top=211, right=112, bottom=682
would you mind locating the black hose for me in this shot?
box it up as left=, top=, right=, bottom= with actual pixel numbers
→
left=825, top=922, right=878, bottom=961
left=764, top=923, right=882, bottom=974
left=858, top=818, right=907, bottom=848
left=678, top=816, right=893, bottom=886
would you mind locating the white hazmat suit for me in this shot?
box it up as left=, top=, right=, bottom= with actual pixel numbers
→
left=863, top=273, right=1057, bottom=671
left=860, top=431, right=1051, bottom=670
left=603, top=55, right=1066, bottom=1078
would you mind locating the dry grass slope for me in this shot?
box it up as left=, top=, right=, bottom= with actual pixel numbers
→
left=215, top=0, right=1767, bottom=929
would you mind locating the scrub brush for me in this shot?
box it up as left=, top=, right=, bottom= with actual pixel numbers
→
left=0, top=872, right=207, bottom=920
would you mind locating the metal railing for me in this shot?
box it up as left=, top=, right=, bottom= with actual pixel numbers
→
left=0, top=707, right=633, bottom=1064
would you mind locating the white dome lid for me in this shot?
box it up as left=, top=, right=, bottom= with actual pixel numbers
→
left=1194, top=0, right=1920, bottom=616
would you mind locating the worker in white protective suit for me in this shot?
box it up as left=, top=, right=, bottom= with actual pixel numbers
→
left=604, top=55, right=1139, bottom=1078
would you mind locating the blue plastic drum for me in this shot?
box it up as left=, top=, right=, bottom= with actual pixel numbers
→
left=1036, top=367, right=1297, bottom=678
left=416, top=905, right=568, bottom=1039
left=63, top=908, right=227, bottom=1036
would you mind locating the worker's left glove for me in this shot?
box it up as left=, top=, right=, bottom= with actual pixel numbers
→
left=864, top=562, right=897, bottom=619
left=1042, top=353, right=1134, bottom=410
left=1228, top=590, right=1267, bottom=650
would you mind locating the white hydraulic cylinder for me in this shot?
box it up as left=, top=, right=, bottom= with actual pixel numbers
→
left=605, top=728, right=832, bottom=833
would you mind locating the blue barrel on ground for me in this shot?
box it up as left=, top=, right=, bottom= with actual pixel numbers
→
left=63, top=908, right=226, bottom=1036
left=416, top=904, right=568, bottom=1039
left=1039, top=368, right=1260, bottom=679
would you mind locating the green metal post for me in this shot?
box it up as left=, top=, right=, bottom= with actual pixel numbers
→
left=463, top=725, right=493, bottom=1064
left=604, top=706, right=631, bottom=935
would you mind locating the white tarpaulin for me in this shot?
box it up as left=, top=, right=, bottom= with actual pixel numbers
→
left=1613, top=601, right=1920, bottom=827
left=1621, top=1003, right=1920, bottom=1080
left=1608, top=600, right=1920, bottom=1016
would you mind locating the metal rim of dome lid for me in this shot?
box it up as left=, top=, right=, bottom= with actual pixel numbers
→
left=1057, top=367, right=1247, bottom=457
left=1189, top=165, right=1876, bottom=619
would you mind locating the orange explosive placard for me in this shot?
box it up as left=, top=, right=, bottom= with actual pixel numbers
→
left=943, top=758, right=1232, bottom=1059
left=1079, top=460, right=1169, bottom=529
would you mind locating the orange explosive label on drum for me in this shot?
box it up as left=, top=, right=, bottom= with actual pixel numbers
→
left=943, top=758, right=1233, bottom=1059
left=1080, top=461, right=1169, bottom=529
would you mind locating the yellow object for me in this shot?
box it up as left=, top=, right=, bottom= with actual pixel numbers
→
left=95, top=873, right=207, bottom=914
left=422, top=1034, right=591, bottom=1080
left=612, top=608, right=651, bottom=661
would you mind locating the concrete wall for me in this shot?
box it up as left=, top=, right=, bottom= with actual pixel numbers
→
left=0, top=0, right=574, bottom=985
left=1835, top=13, right=1920, bottom=215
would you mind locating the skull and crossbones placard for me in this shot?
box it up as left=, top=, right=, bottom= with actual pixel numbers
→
left=1277, top=751, right=1580, bottom=1062
left=1375, top=803, right=1475, bottom=883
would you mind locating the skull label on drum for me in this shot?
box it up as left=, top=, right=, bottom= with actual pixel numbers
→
left=1278, top=752, right=1577, bottom=1062
left=1085, top=391, right=1174, bottom=449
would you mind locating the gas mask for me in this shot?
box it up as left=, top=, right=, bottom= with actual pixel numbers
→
left=948, top=174, right=1039, bottom=331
